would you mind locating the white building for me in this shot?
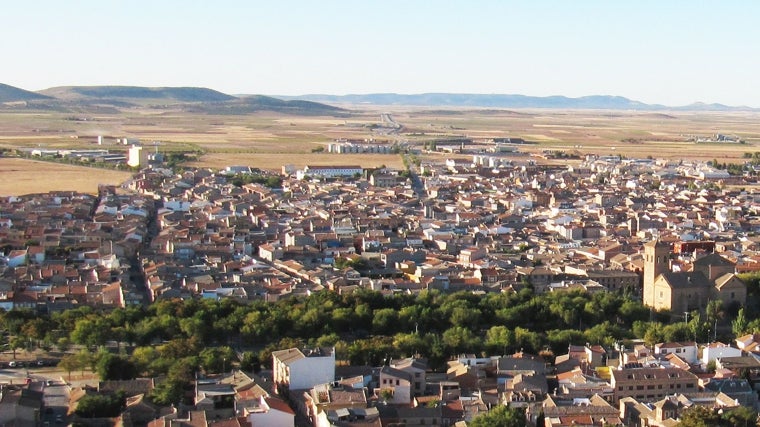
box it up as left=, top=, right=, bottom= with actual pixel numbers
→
left=702, top=342, right=743, bottom=366
left=654, top=342, right=698, bottom=365
left=272, top=347, right=335, bottom=393
left=297, top=165, right=363, bottom=180
left=127, top=145, right=148, bottom=168
left=242, top=395, right=295, bottom=427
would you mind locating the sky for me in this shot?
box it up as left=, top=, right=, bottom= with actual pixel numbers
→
left=3, top=1, right=760, bottom=107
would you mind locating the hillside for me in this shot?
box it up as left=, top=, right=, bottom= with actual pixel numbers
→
left=39, top=85, right=236, bottom=102
left=0, top=83, right=52, bottom=103
left=185, top=94, right=347, bottom=115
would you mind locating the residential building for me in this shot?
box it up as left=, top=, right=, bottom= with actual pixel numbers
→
left=272, top=347, right=335, bottom=394
left=610, top=367, right=698, bottom=403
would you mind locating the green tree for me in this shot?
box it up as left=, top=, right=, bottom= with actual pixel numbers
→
left=150, top=357, right=198, bottom=405
left=95, top=352, right=137, bottom=381
left=733, top=308, right=748, bottom=337
left=372, top=308, right=399, bottom=335
left=75, top=391, right=126, bottom=418
left=678, top=405, right=720, bottom=427
left=199, top=346, right=236, bottom=374
left=721, top=406, right=757, bottom=427
left=469, top=405, right=527, bottom=427
left=58, top=354, right=81, bottom=381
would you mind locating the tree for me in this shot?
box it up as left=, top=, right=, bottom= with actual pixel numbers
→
left=721, top=406, right=757, bottom=427
left=198, top=346, right=236, bottom=374
left=706, top=299, right=724, bottom=325
left=678, top=405, right=720, bottom=427
left=469, top=405, right=527, bottom=427
left=75, top=391, right=126, bottom=418
left=95, top=352, right=137, bottom=381
left=58, top=354, right=80, bottom=381
left=732, top=308, right=748, bottom=338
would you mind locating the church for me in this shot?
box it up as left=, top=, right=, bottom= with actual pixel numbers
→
left=642, top=240, right=747, bottom=312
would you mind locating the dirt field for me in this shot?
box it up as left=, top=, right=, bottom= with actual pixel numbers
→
left=187, top=152, right=406, bottom=170
left=2, top=106, right=760, bottom=178
left=0, top=158, right=131, bottom=196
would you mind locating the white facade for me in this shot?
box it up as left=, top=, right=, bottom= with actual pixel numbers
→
left=655, top=342, right=698, bottom=364
left=244, top=396, right=294, bottom=427
left=297, top=165, right=363, bottom=180
left=273, top=348, right=335, bottom=392
left=702, top=344, right=743, bottom=365
left=127, top=145, right=148, bottom=168
left=378, top=367, right=412, bottom=404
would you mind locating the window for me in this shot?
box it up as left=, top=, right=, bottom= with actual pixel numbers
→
left=636, top=385, right=644, bottom=390
left=647, top=385, right=654, bottom=390
left=618, top=386, right=623, bottom=391
left=658, top=385, right=662, bottom=389
left=677, top=384, right=681, bottom=389
left=628, top=386, right=633, bottom=391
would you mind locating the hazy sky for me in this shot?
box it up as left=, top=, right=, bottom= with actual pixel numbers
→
left=4, top=1, right=760, bottom=106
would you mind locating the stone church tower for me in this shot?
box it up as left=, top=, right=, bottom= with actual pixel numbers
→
left=643, top=239, right=670, bottom=307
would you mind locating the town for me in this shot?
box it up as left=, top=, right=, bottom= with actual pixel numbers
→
left=1, top=148, right=760, bottom=427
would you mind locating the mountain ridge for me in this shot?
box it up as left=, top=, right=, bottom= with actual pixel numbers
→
left=0, top=83, right=755, bottom=111
left=273, top=92, right=758, bottom=111
left=0, top=83, right=53, bottom=102
left=0, top=83, right=344, bottom=115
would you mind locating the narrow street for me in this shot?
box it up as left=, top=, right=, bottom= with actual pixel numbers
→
left=41, top=379, right=70, bottom=426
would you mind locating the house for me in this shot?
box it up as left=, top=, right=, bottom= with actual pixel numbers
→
left=653, top=342, right=698, bottom=365
left=303, top=382, right=368, bottom=426
left=609, top=366, right=698, bottom=403
left=6, top=249, right=27, bottom=267
left=240, top=395, right=295, bottom=427
left=121, top=394, right=161, bottom=426
left=272, top=347, right=335, bottom=394
left=297, top=165, right=363, bottom=180
left=390, top=357, right=427, bottom=396
left=619, top=396, right=680, bottom=427
left=542, top=394, right=622, bottom=427
left=377, top=366, right=413, bottom=404
left=702, top=378, right=758, bottom=409
left=0, top=387, right=43, bottom=426
left=703, top=342, right=742, bottom=365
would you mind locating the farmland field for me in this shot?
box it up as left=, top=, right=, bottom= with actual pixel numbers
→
left=0, top=158, right=132, bottom=196
left=1, top=105, right=760, bottom=188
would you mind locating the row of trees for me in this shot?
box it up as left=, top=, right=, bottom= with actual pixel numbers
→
left=1, top=283, right=757, bottom=405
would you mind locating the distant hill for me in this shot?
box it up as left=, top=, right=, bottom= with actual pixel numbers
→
left=0, top=84, right=344, bottom=115
left=186, top=95, right=347, bottom=115
left=276, top=93, right=758, bottom=111
left=0, top=83, right=52, bottom=103
left=39, top=85, right=236, bottom=103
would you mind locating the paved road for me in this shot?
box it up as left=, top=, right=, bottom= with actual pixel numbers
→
left=41, top=379, right=70, bottom=426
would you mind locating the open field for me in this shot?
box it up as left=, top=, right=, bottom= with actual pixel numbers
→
left=2, top=106, right=760, bottom=179
left=187, top=152, right=405, bottom=170
left=0, top=158, right=131, bottom=196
